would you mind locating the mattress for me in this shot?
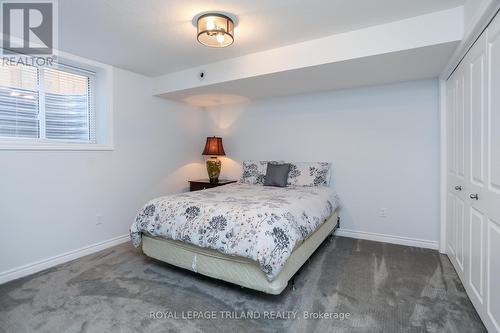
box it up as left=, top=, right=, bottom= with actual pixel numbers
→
left=132, top=183, right=340, bottom=281
left=142, top=212, right=338, bottom=295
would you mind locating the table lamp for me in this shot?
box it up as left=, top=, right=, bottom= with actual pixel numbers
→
left=202, top=136, right=226, bottom=183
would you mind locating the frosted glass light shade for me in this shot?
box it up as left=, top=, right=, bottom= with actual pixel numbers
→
left=197, top=13, right=234, bottom=48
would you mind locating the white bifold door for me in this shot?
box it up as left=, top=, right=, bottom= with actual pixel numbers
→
left=447, top=12, right=500, bottom=333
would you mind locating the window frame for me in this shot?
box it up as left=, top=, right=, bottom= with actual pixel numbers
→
left=0, top=51, right=114, bottom=151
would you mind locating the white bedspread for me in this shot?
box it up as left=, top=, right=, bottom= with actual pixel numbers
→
left=130, top=183, right=339, bottom=281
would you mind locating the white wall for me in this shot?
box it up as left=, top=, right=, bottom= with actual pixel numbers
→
left=0, top=75, right=441, bottom=282
left=204, top=79, right=440, bottom=247
left=0, top=68, right=205, bottom=280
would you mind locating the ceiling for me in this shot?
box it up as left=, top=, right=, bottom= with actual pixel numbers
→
left=59, top=0, right=465, bottom=77
left=159, top=42, right=459, bottom=106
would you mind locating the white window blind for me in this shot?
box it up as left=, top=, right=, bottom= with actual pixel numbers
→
left=44, top=67, right=93, bottom=141
left=0, top=64, right=39, bottom=138
left=0, top=63, right=95, bottom=143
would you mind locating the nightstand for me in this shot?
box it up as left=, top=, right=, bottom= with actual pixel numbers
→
left=188, top=179, right=237, bottom=192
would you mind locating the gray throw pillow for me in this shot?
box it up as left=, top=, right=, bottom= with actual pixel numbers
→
left=264, top=163, right=291, bottom=187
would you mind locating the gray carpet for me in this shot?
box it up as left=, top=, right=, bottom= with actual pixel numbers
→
left=0, top=237, right=486, bottom=333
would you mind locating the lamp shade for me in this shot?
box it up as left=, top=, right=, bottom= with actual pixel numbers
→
left=202, top=136, right=226, bottom=156
left=197, top=13, right=234, bottom=48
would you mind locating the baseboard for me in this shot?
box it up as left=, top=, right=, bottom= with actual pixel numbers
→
left=0, top=234, right=130, bottom=285
left=335, top=228, right=439, bottom=250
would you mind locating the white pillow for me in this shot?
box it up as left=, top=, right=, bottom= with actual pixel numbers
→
left=286, top=162, right=331, bottom=186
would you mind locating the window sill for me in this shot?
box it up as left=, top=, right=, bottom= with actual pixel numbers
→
left=0, top=142, right=114, bottom=151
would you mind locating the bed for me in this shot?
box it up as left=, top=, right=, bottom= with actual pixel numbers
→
left=130, top=162, right=339, bottom=295
left=141, top=212, right=338, bottom=294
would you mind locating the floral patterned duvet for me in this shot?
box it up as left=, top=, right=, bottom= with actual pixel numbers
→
left=130, top=183, right=339, bottom=281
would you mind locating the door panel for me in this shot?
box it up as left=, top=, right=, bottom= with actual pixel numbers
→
left=447, top=193, right=456, bottom=255
left=487, top=219, right=500, bottom=332
left=456, top=73, right=466, bottom=180
left=456, top=197, right=465, bottom=271
left=489, top=26, right=500, bottom=194
left=470, top=51, right=485, bottom=187
left=470, top=207, right=484, bottom=302
left=449, top=80, right=457, bottom=175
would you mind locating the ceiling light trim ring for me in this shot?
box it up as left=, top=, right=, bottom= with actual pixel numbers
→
left=191, top=11, right=239, bottom=27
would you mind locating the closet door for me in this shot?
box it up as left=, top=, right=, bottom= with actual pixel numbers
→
left=447, top=66, right=467, bottom=280
left=455, top=66, right=468, bottom=279
left=446, top=12, right=500, bottom=333
left=484, top=15, right=500, bottom=333
left=447, top=73, right=458, bottom=257
left=466, top=30, right=487, bottom=317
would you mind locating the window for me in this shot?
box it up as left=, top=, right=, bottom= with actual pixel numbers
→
left=0, top=63, right=95, bottom=144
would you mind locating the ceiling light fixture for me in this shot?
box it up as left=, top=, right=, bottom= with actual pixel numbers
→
left=196, top=13, right=234, bottom=48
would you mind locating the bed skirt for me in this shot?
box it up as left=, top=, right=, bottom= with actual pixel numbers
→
left=142, top=212, right=338, bottom=295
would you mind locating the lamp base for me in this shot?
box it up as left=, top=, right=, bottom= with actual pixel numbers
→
left=206, top=157, right=221, bottom=184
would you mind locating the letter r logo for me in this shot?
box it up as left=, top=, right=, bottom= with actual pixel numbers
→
left=1, top=1, right=54, bottom=55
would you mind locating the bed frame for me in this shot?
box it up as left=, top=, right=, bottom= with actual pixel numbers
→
left=142, top=212, right=339, bottom=295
